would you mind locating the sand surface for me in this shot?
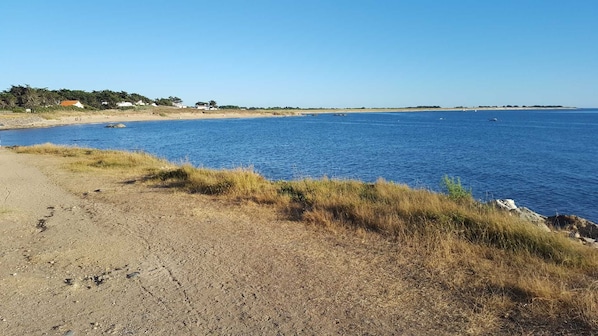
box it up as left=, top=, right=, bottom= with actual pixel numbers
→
left=1, top=148, right=495, bottom=335
left=0, top=110, right=292, bottom=130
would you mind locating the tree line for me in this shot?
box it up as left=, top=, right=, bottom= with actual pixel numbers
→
left=0, top=85, right=185, bottom=111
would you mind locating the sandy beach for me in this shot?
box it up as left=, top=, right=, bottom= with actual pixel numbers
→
left=0, top=109, right=301, bottom=131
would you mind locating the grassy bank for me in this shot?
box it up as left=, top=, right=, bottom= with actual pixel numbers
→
left=11, top=144, right=598, bottom=331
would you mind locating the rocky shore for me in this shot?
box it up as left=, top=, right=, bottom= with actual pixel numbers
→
left=489, top=199, right=598, bottom=248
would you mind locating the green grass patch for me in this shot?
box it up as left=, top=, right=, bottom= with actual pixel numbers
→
left=441, top=175, right=473, bottom=203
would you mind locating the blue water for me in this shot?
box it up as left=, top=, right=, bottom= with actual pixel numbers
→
left=2, top=109, right=597, bottom=222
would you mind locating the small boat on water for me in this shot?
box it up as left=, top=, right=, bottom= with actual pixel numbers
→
left=333, top=113, right=347, bottom=117
left=489, top=118, right=498, bottom=122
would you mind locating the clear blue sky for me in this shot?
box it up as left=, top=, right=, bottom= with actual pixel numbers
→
left=1, top=0, right=597, bottom=108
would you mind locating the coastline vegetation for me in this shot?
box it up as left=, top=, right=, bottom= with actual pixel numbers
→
left=0, top=84, right=181, bottom=111
left=0, top=85, right=571, bottom=114
left=10, top=143, right=598, bottom=331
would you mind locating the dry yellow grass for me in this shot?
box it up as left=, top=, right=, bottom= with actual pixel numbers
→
left=10, top=144, right=598, bottom=331
left=11, top=143, right=173, bottom=176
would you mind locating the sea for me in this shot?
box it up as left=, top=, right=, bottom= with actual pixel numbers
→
left=2, top=109, right=597, bottom=222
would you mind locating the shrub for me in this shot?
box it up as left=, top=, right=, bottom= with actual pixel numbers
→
left=441, top=175, right=473, bottom=203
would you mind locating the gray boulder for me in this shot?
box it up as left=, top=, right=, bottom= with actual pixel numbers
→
left=491, top=199, right=517, bottom=211
left=487, top=199, right=551, bottom=232
left=105, top=123, right=126, bottom=128
left=518, top=207, right=548, bottom=225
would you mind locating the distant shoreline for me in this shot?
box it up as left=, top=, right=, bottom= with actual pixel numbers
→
left=0, top=106, right=579, bottom=131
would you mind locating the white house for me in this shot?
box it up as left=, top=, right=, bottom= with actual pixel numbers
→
left=116, top=102, right=134, bottom=107
left=196, top=103, right=209, bottom=110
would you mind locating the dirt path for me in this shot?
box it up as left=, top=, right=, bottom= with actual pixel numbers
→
left=0, top=148, right=494, bottom=335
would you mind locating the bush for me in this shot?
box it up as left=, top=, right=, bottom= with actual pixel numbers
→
left=441, top=175, right=472, bottom=202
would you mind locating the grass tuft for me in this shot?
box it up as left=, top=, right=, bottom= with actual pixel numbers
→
left=441, top=175, right=473, bottom=203
left=10, top=143, right=172, bottom=175
left=152, top=165, right=278, bottom=201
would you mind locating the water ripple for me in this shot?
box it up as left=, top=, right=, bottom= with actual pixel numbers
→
left=2, top=110, right=597, bottom=222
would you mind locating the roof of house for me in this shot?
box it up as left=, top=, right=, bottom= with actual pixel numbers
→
left=60, top=100, right=81, bottom=106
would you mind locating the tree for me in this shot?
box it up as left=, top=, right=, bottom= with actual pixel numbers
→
left=169, top=96, right=182, bottom=104
left=0, top=92, right=17, bottom=108
left=1, top=85, right=156, bottom=110
left=219, top=105, right=240, bottom=109
left=9, top=85, right=30, bottom=107
left=155, top=97, right=173, bottom=106
left=130, top=93, right=147, bottom=104
left=38, top=88, right=60, bottom=106
left=18, top=85, right=41, bottom=108
left=95, top=90, right=121, bottom=109
left=209, top=100, right=217, bottom=108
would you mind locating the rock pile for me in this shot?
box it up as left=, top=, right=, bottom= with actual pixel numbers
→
left=546, top=215, right=598, bottom=245
left=105, top=123, right=126, bottom=128
left=488, top=199, right=598, bottom=248
left=487, top=199, right=550, bottom=232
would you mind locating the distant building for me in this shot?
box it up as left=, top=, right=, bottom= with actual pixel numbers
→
left=135, top=100, right=146, bottom=106
left=195, top=102, right=218, bottom=110
left=116, top=102, right=134, bottom=107
left=196, top=103, right=209, bottom=110
left=60, top=100, right=84, bottom=108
